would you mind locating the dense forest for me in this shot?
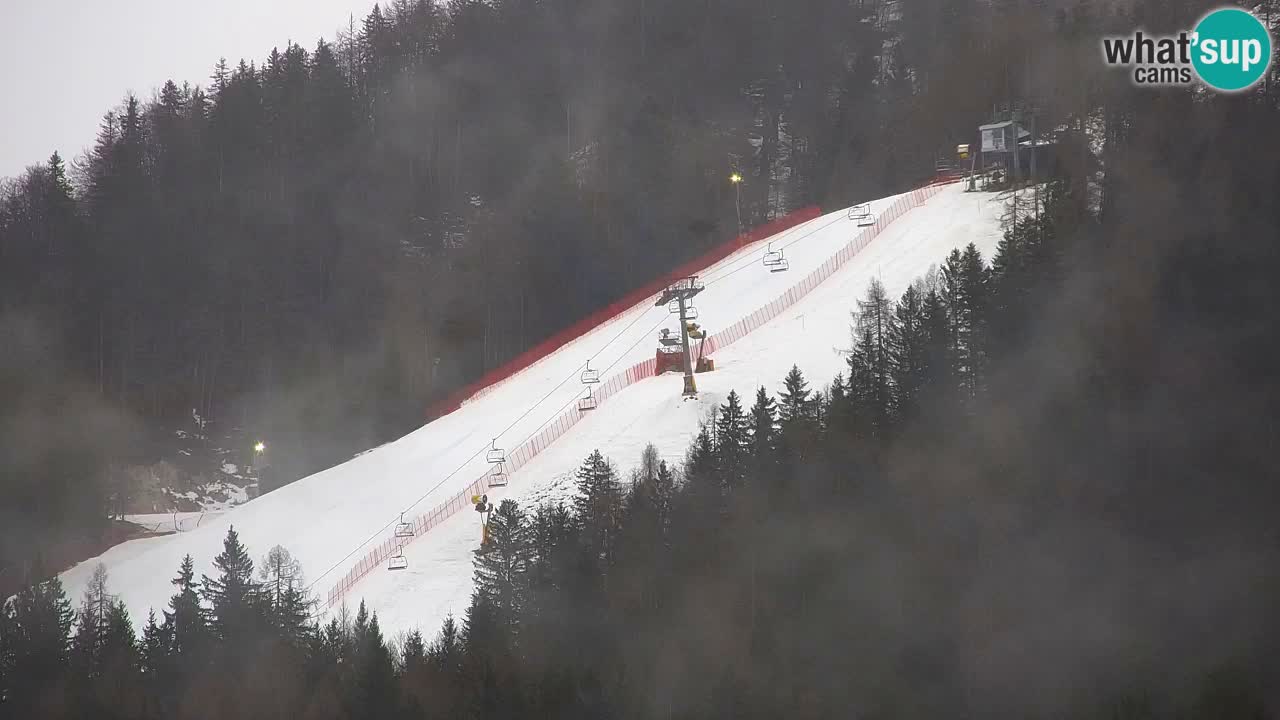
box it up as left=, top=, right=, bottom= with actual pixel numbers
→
left=4, top=0, right=1280, bottom=714
left=4, top=171, right=1279, bottom=717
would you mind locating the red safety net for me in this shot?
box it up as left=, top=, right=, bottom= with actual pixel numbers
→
left=424, top=207, right=823, bottom=420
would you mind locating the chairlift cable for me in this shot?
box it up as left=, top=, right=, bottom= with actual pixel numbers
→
left=310, top=201, right=874, bottom=594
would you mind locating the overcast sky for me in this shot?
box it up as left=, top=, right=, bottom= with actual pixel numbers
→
left=0, top=0, right=377, bottom=180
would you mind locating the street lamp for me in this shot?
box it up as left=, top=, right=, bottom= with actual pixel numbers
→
left=729, top=173, right=743, bottom=236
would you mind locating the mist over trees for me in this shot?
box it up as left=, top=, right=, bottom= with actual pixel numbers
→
left=3, top=0, right=1280, bottom=712
left=3, top=171, right=1279, bottom=716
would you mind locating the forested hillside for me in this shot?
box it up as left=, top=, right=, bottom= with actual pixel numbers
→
left=3, top=0, right=1280, bottom=691
left=5, top=166, right=1280, bottom=717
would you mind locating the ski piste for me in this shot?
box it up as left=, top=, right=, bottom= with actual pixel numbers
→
left=60, top=180, right=1008, bottom=638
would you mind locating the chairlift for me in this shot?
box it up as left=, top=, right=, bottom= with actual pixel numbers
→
left=387, top=546, right=408, bottom=571
left=762, top=242, right=786, bottom=268
left=578, top=387, right=597, bottom=412
left=684, top=305, right=699, bottom=320
left=486, top=438, right=505, bottom=464
left=667, top=300, right=681, bottom=314
left=580, top=360, right=600, bottom=385
left=850, top=202, right=875, bottom=227
left=394, top=512, right=414, bottom=538
left=488, top=463, right=509, bottom=488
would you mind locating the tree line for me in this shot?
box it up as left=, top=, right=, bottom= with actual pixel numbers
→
left=5, top=160, right=1279, bottom=716
left=16, top=0, right=1261, bottom=577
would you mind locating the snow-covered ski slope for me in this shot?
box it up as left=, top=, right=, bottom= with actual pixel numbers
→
left=61, top=182, right=1007, bottom=635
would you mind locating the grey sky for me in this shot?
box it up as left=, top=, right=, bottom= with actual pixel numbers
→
left=0, top=0, right=377, bottom=180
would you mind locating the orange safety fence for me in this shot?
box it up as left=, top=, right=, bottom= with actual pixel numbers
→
left=424, top=207, right=824, bottom=420
left=326, top=178, right=961, bottom=610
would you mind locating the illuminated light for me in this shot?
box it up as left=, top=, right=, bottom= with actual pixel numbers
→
left=729, top=173, right=743, bottom=183
left=254, top=442, right=266, bottom=453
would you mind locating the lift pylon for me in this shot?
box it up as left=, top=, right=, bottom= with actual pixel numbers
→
left=655, top=277, right=704, bottom=398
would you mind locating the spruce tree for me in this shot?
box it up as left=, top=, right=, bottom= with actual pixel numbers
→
left=5, top=577, right=74, bottom=716
left=777, top=365, right=811, bottom=426
left=941, top=244, right=990, bottom=403
left=344, top=602, right=397, bottom=719
left=888, top=284, right=929, bottom=423
left=139, top=609, right=168, bottom=679
left=402, top=629, right=427, bottom=672
left=777, top=365, right=816, bottom=465
left=201, top=526, right=263, bottom=641
left=920, top=287, right=954, bottom=401
left=715, top=390, right=750, bottom=490
left=430, top=615, right=461, bottom=674
left=472, top=499, right=530, bottom=642
left=685, top=423, right=717, bottom=483
left=572, top=450, right=623, bottom=573
left=164, top=554, right=208, bottom=658
left=748, top=386, right=778, bottom=461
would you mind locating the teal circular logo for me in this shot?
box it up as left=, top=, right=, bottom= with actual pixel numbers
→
left=1191, top=7, right=1273, bottom=91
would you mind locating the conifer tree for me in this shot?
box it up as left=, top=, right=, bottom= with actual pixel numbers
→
left=430, top=615, right=461, bottom=673
left=201, top=526, right=263, bottom=641
left=888, top=284, right=929, bottom=423
left=4, top=577, right=74, bottom=716
left=777, top=365, right=816, bottom=467
left=402, top=629, right=427, bottom=672
left=345, top=602, right=397, bottom=719
left=920, top=287, right=954, bottom=401
left=778, top=364, right=811, bottom=426
left=685, top=422, right=717, bottom=485
left=715, top=390, right=750, bottom=490
left=472, top=499, right=530, bottom=641
left=853, top=279, right=894, bottom=440
left=164, top=554, right=208, bottom=659
left=139, top=610, right=167, bottom=679
left=259, top=545, right=311, bottom=644
left=941, top=244, right=990, bottom=402
left=748, top=385, right=778, bottom=461
left=572, top=450, right=623, bottom=573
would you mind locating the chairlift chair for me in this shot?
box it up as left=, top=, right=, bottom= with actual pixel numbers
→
left=394, top=513, right=414, bottom=538
left=850, top=202, right=875, bottom=227
left=683, top=305, right=699, bottom=320
left=387, top=547, right=408, bottom=571
left=488, top=463, right=509, bottom=488
left=578, top=387, right=597, bottom=412
left=762, top=242, right=786, bottom=268
left=486, top=438, right=505, bottom=464
left=658, top=329, right=683, bottom=347
left=580, top=360, right=600, bottom=385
